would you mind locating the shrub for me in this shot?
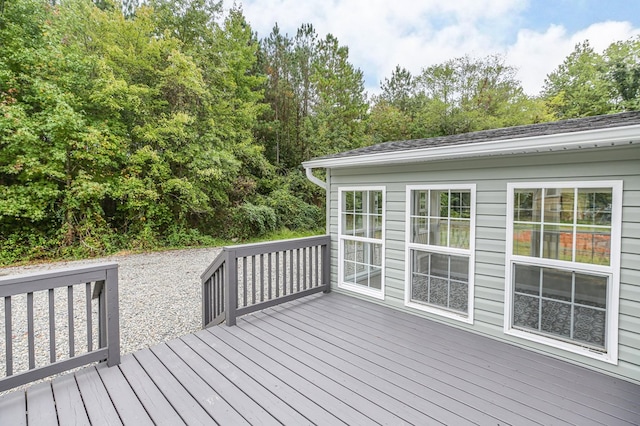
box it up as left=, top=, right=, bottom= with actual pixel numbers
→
left=264, top=188, right=323, bottom=231
left=228, top=203, right=277, bottom=239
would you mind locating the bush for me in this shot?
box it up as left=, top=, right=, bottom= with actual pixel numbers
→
left=264, top=188, right=323, bottom=231
left=227, top=203, right=277, bottom=239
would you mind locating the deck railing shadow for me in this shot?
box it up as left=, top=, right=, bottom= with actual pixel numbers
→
left=0, top=263, right=119, bottom=392
left=201, top=235, right=330, bottom=327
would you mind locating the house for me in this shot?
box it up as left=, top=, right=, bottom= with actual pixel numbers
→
left=303, top=111, right=640, bottom=384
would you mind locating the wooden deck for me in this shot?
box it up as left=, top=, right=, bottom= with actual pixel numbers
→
left=1, top=292, right=639, bottom=425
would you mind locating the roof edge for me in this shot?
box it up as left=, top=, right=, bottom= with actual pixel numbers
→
left=303, top=123, right=640, bottom=169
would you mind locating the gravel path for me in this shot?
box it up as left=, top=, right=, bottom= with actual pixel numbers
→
left=0, top=247, right=221, bottom=360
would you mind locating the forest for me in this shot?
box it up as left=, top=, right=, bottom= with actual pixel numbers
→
left=1, top=0, right=639, bottom=264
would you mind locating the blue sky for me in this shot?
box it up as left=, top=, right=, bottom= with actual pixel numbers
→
left=224, top=0, right=640, bottom=96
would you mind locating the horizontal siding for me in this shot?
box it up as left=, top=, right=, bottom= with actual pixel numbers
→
left=328, top=146, right=640, bottom=384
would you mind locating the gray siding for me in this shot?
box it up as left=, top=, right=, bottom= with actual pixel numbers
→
left=328, top=145, right=640, bottom=383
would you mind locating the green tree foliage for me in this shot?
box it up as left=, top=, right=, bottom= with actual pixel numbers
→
left=0, top=0, right=320, bottom=263
left=369, top=55, right=549, bottom=143
left=542, top=38, right=640, bottom=118
left=257, top=23, right=368, bottom=169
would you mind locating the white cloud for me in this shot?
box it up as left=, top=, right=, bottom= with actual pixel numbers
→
left=507, top=21, right=640, bottom=95
left=228, top=0, right=640, bottom=97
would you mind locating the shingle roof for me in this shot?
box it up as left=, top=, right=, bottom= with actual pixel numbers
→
left=311, top=111, right=640, bottom=161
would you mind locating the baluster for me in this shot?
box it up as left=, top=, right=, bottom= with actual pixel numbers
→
left=68, top=285, right=75, bottom=357
left=5, top=296, right=12, bottom=376
left=290, top=249, right=294, bottom=295
left=251, top=255, right=256, bottom=305
left=302, top=247, right=307, bottom=290
left=297, top=248, right=301, bottom=292
left=242, top=257, right=248, bottom=308
left=260, top=254, right=265, bottom=302
left=268, top=252, right=273, bottom=300
left=27, top=292, right=35, bottom=369
left=86, top=283, right=93, bottom=352
left=49, top=288, right=56, bottom=362
left=312, top=246, right=320, bottom=287
left=282, top=251, right=287, bottom=296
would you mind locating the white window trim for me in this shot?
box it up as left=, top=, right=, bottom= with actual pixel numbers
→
left=338, top=186, right=386, bottom=300
left=404, top=184, right=476, bottom=324
left=504, top=181, right=623, bottom=364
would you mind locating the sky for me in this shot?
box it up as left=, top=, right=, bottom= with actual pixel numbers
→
left=221, top=0, right=640, bottom=97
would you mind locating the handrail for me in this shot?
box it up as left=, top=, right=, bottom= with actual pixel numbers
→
left=202, top=235, right=331, bottom=327
left=0, top=263, right=120, bottom=392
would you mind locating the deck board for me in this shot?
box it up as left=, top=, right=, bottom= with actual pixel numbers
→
left=51, top=373, right=90, bottom=426
left=26, top=382, right=59, bottom=426
left=0, top=389, right=27, bottom=426
left=2, top=292, right=640, bottom=425
left=132, top=348, right=216, bottom=424
left=74, top=366, right=123, bottom=425
left=96, top=361, right=154, bottom=426
left=117, top=354, right=186, bottom=426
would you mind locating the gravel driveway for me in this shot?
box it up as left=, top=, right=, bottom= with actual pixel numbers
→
left=0, top=247, right=221, bottom=358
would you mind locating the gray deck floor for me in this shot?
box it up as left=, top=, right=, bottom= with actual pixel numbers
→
left=1, top=292, right=639, bottom=425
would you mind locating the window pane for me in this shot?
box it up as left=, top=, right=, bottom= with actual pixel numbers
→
left=431, top=190, right=447, bottom=217
left=542, top=225, right=573, bottom=261
left=344, top=240, right=356, bottom=261
left=542, top=268, right=572, bottom=302
left=373, top=191, right=383, bottom=215
left=575, top=273, right=607, bottom=309
left=413, top=251, right=430, bottom=275
left=429, top=277, right=448, bottom=307
left=449, top=255, right=469, bottom=282
left=573, top=306, right=605, bottom=347
left=370, top=266, right=382, bottom=289
left=369, top=214, right=383, bottom=239
left=369, top=242, right=382, bottom=267
left=577, top=188, right=612, bottom=226
left=354, top=214, right=364, bottom=235
left=575, top=226, right=610, bottom=265
left=413, top=190, right=428, bottom=215
left=429, top=218, right=446, bottom=246
left=411, top=273, right=428, bottom=303
left=513, top=224, right=541, bottom=257
left=450, top=191, right=471, bottom=219
left=354, top=191, right=363, bottom=212
left=344, top=191, right=354, bottom=211
left=411, top=217, right=428, bottom=244
left=449, top=281, right=468, bottom=312
left=449, top=219, right=470, bottom=249
left=514, top=189, right=538, bottom=222
left=343, top=213, right=354, bottom=235
left=542, top=188, right=574, bottom=224
left=430, top=253, right=449, bottom=278
left=540, top=299, right=571, bottom=338
left=514, top=264, right=540, bottom=295
left=513, top=294, right=539, bottom=329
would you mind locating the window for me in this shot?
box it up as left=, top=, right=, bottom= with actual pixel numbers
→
left=505, top=182, right=622, bottom=363
left=405, top=185, right=476, bottom=323
left=338, top=187, right=385, bottom=299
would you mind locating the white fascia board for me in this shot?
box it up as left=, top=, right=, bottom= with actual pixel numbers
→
left=302, top=124, right=640, bottom=169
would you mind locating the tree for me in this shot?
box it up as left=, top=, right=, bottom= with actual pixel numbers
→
left=257, top=23, right=367, bottom=168
left=368, top=55, right=549, bottom=142
left=542, top=41, right=613, bottom=118
left=605, top=37, right=640, bottom=111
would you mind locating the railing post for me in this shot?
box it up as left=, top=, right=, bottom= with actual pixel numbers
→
left=322, top=238, right=331, bottom=293
left=225, top=248, right=238, bottom=326
left=105, top=265, right=120, bottom=367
